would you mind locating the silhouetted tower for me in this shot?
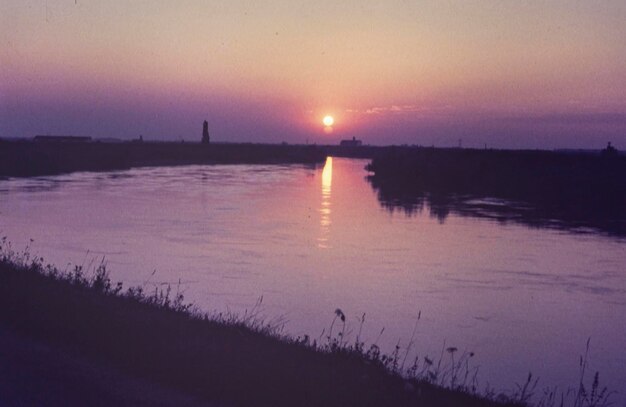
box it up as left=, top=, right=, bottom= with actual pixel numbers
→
left=202, top=120, right=210, bottom=144
left=601, top=141, right=617, bottom=157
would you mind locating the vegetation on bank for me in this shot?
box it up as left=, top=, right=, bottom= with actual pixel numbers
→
left=0, top=240, right=614, bottom=407
left=0, top=140, right=326, bottom=178
left=0, top=241, right=501, bottom=407
left=366, top=147, right=626, bottom=236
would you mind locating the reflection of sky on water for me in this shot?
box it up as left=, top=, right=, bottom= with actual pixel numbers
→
left=0, top=158, right=624, bottom=400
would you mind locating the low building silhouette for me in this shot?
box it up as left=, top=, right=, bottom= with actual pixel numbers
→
left=34, top=135, right=92, bottom=143
left=339, top=136, right=362, bottom=147
left=95, top=137, right=122, bottom=143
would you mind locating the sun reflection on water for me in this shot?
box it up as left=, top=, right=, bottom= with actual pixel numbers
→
left=318, top=157, right=333, bottom=248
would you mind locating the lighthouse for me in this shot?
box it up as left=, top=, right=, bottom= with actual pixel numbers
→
left=202, top=120, right=210, bottom=144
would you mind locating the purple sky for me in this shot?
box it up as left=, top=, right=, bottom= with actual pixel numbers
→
left=1, top=1, right=625, bottom=148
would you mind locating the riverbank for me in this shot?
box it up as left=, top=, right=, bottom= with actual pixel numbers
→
left=366, top=147, right=626, bottom=236
left=0, top=244, right=525, bottom=407
left=0, top=140, right=326, bottom=178
left=0, top=326, right=219, bottom=407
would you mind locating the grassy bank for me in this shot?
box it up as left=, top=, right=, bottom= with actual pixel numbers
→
left=0, top=140, right=326, bottom=178
left=0, top=243, right=530, bottom=407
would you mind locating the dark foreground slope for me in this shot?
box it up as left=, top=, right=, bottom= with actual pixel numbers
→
left=0, top=252, right=522, bottom=407
left=0, top=326, right=218, bottom=407
left=367, top=148, right=626, bottom=236
left=0, top=140, right=326, bottom=178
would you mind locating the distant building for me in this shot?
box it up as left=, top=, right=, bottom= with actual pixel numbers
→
left=339, top=136, right=362, bottom=147
left=601, top=142, right=618, bottom=157
left=95, top=137, right=123, bottom=143
left=202, top=120, right=210, bottom=144
left=34, top=135, right=92, bottom=143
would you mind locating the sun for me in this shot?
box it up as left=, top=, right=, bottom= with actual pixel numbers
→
left=323, top=115, right=334, bottom=127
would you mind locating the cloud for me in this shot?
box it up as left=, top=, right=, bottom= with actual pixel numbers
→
left=363, top=105, right=422, bottom=115
left=502, top=112, right=626, bottom=126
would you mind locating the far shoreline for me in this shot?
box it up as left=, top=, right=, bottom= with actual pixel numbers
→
left=0, top=139, right=329, bottom=179
left=1, top=137, right=621, bottom=179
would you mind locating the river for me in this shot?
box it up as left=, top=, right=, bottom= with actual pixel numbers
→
left=0, top=157, right=624, bottom=400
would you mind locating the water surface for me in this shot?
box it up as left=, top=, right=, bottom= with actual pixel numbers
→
left=0, top=158, right=624, bottom=398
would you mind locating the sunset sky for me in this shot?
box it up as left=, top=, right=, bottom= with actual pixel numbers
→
left=1, top=1, right=625, bottom=148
